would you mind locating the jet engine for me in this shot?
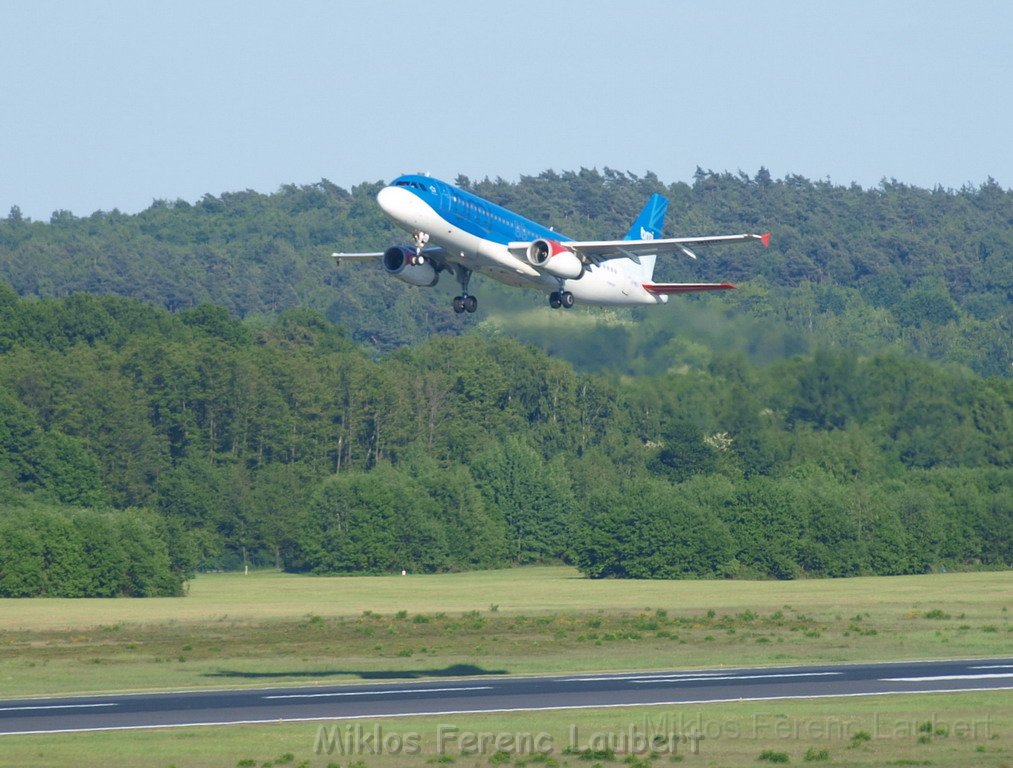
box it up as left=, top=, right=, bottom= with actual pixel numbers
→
left=383, top=246, right=439, bottom=287
left=526, top=239, right=584, bottom=279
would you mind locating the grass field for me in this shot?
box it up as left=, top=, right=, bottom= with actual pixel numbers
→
left=1, top=568, right=1010, bottom=768
left=1, top=568, right=1009, bottom=697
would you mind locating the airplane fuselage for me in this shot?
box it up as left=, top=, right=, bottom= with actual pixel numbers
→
left=335, top=174, right=767, bottom=313
left=376, top=175, right=665, bottom=306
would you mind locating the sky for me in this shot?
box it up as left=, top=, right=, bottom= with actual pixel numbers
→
left=2, top=0, right=1011, bottom=221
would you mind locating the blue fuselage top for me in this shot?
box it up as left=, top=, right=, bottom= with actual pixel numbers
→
left=390, top=174, right=572, bottom=246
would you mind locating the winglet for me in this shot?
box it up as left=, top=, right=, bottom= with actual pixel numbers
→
left=760, top=232, right=771, bottom=248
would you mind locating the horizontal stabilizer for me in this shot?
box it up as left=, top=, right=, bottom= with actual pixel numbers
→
left=643, top=282, right=736, bottom=294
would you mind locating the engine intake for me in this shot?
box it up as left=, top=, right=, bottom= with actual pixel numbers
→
left=383, top=246, right=439, bottom=287
left=526, top=239, right=584, bottom=279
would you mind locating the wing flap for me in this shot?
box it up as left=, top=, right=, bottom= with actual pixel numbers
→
left=644, top=282, right=736, bottom=294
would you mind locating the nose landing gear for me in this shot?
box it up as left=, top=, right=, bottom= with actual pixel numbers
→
left=411, top=231, right=430, bottom=264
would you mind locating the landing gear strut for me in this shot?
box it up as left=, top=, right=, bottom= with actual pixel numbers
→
left=549, top=290, right=575, bottom=309
left=411, top=231, right=430, bottom=264
left=452, top=265, right=477, bottom=314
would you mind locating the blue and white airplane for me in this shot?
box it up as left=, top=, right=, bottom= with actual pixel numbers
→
left=334, top=174, right=770, bottom=313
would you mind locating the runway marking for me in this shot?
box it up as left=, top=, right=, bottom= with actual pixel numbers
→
left=566, top=672, right=843, bottom=684
left=0, top=703, right=117, bottom=712
left=881, top=673, right=1013, bottom=682
left=971, top=664, right=1013, bottom=670
left=562, top=671, right=733, bottom=682
left=630, top=672, right=843, bottom=684
left=263, top=686, right=493, bottom=700
left=4, top=687, right=1011, bottom=737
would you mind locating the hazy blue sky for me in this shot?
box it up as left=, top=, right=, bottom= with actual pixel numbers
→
left=3, top=1, right=1011, bottom=220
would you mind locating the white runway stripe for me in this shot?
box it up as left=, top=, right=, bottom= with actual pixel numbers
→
left=0, top=703, right=117, bottom=712
left=263, top=686, right=492, bottom=700
left=629, top=672, right=844, bottom=684
left=881, top=673, right=1013, bottom=682
left=562, top=671, right=843, bottom=683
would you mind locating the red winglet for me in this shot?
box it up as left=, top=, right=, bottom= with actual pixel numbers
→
left=760, top=232, right=772, bottom=248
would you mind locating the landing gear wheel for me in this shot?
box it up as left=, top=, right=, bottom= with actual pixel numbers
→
left=560, top=291, right=575, bottom=309
left=452, top=266, right=474, bottom=316
left=549, top=291, right=562, bottom=309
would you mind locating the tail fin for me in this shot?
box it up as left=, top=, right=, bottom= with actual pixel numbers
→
left=625, top=193, right=668, bottom=241
left=619, top=193, right=668, bottom=281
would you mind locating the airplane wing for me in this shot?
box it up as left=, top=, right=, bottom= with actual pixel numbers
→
left=332, top=245, right=449, bottom=266
left=332, top=251, right=383, bottom=264
left=568, top=232, right=771, bottom=263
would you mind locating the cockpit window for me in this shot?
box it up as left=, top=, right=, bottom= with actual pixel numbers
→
left=394, top=180, right=429, bottom=191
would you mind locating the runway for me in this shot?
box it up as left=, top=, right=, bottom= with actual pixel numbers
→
left=2, top=658, right=1010, bottom=735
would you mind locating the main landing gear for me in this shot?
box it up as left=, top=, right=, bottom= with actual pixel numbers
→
left=549, top=290, right=575, bottom=309
left=453, top=295, right=478, bottom=314
left=452, top=265, right=477, bottom=314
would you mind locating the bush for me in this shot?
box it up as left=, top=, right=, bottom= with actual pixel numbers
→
left=0, top=503, right=185, bottom=597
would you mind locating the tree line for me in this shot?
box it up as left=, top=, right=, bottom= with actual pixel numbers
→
left=1, top=168, right=1009, bottom=376
left=1, top=286, right=1008, bottom=594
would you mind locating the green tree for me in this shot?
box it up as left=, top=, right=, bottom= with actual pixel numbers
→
left=407, top=452, right=510, bottom=568
left=471, top=436, right=575, bottom=563
left=287, top=463, right=449, bottom=574
left=574, top=476, right=734, bottom=579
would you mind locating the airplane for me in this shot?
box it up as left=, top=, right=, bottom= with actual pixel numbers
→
left=333, top=174, right=770, bottom=313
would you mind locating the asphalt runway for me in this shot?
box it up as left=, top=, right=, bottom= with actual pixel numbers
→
left=2, top=658, right=1010, bottom=735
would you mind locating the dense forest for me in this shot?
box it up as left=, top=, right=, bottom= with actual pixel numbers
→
left=0, top=169, right=1010, bottom=595
left=0, top=286, right=1008, bottom=594
left=1, top=168, right=1009, bottom=376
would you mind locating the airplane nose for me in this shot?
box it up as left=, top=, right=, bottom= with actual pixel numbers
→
left=376, top=185, right=398, bottom=217
left=376, top=184, right=423, bottom=227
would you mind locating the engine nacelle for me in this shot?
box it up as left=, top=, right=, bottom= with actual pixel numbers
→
left=526, top=239, right=584, bottom=279
left=383, top=246, right=439, bottom=287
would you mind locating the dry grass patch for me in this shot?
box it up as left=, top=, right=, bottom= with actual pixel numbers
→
left=0, top=569, right=1009, bottom=697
